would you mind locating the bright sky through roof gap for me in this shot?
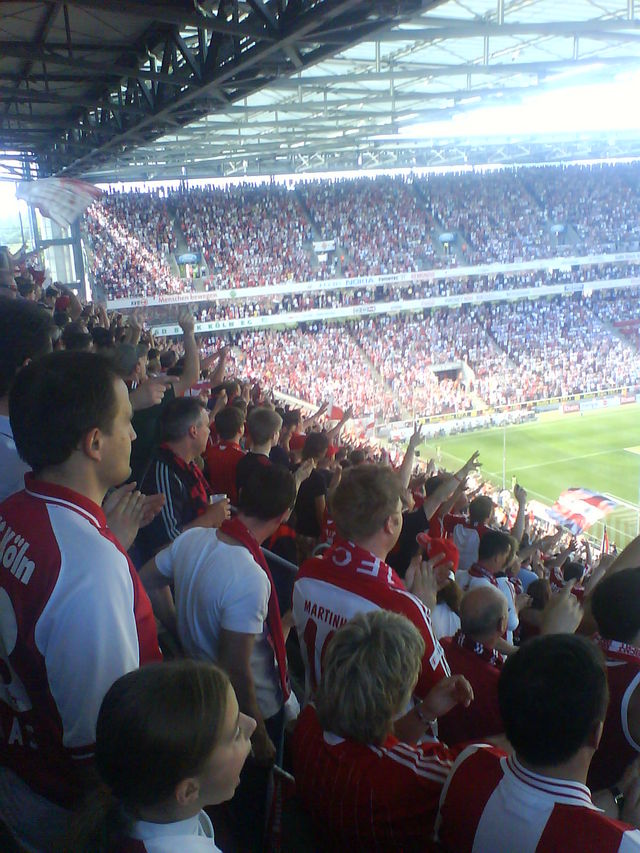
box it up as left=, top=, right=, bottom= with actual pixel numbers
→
left=395, top=69, right=640, bottom=140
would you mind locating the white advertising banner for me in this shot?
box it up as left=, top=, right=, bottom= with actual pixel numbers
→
left=107, top=251, right=640, bottom=310
left=151, top=276, right=640, bottom=337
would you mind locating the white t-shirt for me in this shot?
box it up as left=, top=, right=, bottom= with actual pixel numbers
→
left=0, top=415, right=29, bottom=502
left=432, top=602, right=461, bottom=640
left=155, top=527, right=283, bottom=718
left=131, top=811, right=221, bottom=852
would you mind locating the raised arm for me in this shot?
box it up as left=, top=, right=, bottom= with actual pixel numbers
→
left=397, top=425, right=422, bottom=490
left=510, top=484, right=528, bottom=544
left=421, top=451, right=481, bottom=522
left=170, top=310, right=200, bottom=397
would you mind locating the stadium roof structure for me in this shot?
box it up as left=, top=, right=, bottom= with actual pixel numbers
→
left=2, top=0, right=640, bottom=182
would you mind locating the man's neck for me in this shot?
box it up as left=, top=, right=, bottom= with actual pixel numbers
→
left=352, top=534, right=390, bottom=563
left=36, top=465, right=106, bottom=508
left=136, top=801, right=200, bottom=825
left=476, top=560, right=497, bottom=575
left=0, top=397, right=8, bottom=417
left=466, top=631, right=498, bottom=649
left=235, top=512, right=274, bottom=545
left=165, top=440, right=196, bottom=464
left=517, top=750, right=591, bottom=787
left=250, top=443, right=270, bottom=456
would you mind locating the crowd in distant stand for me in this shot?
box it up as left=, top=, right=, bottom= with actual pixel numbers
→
left=83, top=163, right=640, bottom=301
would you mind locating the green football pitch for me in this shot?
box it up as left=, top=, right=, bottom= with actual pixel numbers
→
left=419, top=405, right=640, bottom=549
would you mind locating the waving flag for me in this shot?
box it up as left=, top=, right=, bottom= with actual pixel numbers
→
left=547, top=488, right=617, bottom=535
left=16, top=178, right=102, bottom=227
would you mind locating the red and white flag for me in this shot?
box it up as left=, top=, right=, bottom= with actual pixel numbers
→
left=547, top=488, right=617, bottom=535
left=16, top=178, right=102, bottom=227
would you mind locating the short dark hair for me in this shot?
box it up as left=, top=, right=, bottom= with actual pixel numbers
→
left=0, top=296, right=54, bottom=397
left=282, top=409, right=301, bottom=430
left=159, top=397, right=206, bottom=443
left=15, top=275, right=34, bottom=298
left=592, top=568, right=640, bottom=644
left=91, top=327, right=114, bottom=349
left=302, top=431, right=330, bottom=461
left=9, top=351, right=120, bottom=473
left=238, top=465, right=296, bottom=521
left=563, top=560, right=585, bottom=583
left=424, top=474, right=448, bottom=497
left=214, top=406, right=245, bottom=440
left=469, top=495, right=494, bottom=524
left=478, top=529, right=512, bottom=561
left=160, top=350, right=178, bottom=369
left=62, top=322, right=92, bottom=351
left=498, top=635, right=608, bottom=766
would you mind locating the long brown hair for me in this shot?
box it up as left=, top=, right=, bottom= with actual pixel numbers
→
left=64, top=660, right=230, bottom=852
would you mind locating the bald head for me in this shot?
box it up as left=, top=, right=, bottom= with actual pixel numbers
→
left=460, top=586, right=508, bottom=641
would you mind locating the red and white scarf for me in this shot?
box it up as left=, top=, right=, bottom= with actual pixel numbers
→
left=323, top=537, right=403, bottom=588
left=454, top=629, right=506, bottom=668
left=594, top=634, right=640, bottom=665
left=220, top=517, right=290, bottom=701
left=468, top=563, right=499, bottom=588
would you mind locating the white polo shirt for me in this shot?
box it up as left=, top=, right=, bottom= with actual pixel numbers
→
left=0, top=415, right=29, bottom=502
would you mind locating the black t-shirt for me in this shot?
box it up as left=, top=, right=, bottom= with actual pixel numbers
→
left=294, top=468, right=329, bottom=537
left=387, top=506, right=429, bottom=579
left=269, top=444, right=291, bottom=469
left=235, top=452, right=272, bottom=499
left=130, top=383, right=176, bottom=484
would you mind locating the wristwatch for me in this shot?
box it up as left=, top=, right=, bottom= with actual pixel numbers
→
left=414, top=701, right=436, bottom=728
left=610, top=785, right=625, bottom=818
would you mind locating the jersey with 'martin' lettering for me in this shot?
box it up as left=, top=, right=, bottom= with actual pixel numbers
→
left=0, top=475, right=161, bottom=808
left=293, top=539, right=449, bottom=702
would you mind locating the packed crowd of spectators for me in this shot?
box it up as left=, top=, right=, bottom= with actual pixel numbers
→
left=298, top=175, right=438, bottom=275
left=5, top=256, right=640, bottom=852
left=526, top=163, right=640, bottom=254
left=172, top=184, right=317, bottom=288
left=82, top=163, right=640, bottom=302
left=85, top=194, right=187, bottom=300
left=415, top=170, right=558, bottom=264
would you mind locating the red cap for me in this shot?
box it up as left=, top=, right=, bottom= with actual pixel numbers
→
left=416, top=532, right=460, bottom=573
left=289, top=432, right=306, bottom=451
left=54, top=294, right=70, bottom=312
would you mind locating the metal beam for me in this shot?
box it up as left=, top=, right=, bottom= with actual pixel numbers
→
left=265, top=55, right=640, bottom=87
left=50, top=0, right=404, bottom=175
left=340, top=18, right=640, bottom=42
left=47, top=0, right=272, bottom=40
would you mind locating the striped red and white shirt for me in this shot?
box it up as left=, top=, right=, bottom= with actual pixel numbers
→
left=292, top=704, right=454, bottom=852
left=436, top=744, right=640, bottom=852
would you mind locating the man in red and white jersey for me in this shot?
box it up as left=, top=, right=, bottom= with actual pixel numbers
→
left=293, top=464, right=451, bottom=706
left=293, top=610, right=471, bottom=852
left=589, top=568, right=640, bottom=791
left=203, top=405, right=245, bottom=506
left=437, top=635, right=640, bottom=853
left=0, top=351, right=162, bottom=851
